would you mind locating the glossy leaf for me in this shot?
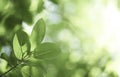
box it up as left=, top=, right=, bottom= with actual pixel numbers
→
left=34, top=42, right=61, bottom=60
left=30, top=19, right=46, bottom=51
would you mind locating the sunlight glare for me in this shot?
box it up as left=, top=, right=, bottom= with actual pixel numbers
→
left=95, top=0, right=120, bottom=76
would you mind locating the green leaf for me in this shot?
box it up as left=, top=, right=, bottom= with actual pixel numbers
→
left=37, top=0, right=44, bottom=13
left=10, top=0, right=33, bottom=24
left=16, top=30, right=29, bottom=46
left=22, top=11, right=33, bottom=24
left=30, top=19, right=46, bottom=51
left=25, top=58, right=47, bottom=73
left=6, top=66, right=23, bottom=77
left=0, top=45, right=2, bottom=52
left=21, top=66, right=44, bottom=77
left=0, top=58, right=8, bottom=73
left=0, top=0, right=8, bottom=12
left=13, top=34, right=22, bottom=59
left=50, top=0, right=59, bottom=4
left=0, top=53, right=9, bottom=61
left=21, top=41, right=31, bottom=58
left=34, top=42, right=61, bottom=60
left=5, top=15, right=22, bottom=30
left=13, top=30, right=30, bottom=60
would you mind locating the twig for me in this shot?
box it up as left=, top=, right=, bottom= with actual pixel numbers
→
left=0, top=62, right=21, bottom=77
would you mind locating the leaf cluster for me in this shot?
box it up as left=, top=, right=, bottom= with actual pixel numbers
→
left=0, top=19, right=61, bottom=77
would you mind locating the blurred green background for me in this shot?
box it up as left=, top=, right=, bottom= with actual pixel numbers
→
left=1, top=0, right=120, bottom=77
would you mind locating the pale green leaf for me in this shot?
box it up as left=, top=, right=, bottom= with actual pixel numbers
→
left=13, top=30, right=31, bottom=60
left=13, top=34, right=22, bottom=59
left=30, top=19, right=46, bottom=51
left=34, top=42, right=61, bottom=60
left=16, top=30, right=29, bottom=46
left=22, top=41, right=31, bottom=58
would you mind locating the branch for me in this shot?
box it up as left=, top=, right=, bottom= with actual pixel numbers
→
left=0, top=63, right=21, bottom=77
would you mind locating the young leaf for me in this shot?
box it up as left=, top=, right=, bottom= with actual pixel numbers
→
left=33, top=42, right=61, bottom=60
left=16, top=30, right=29, bottom=46
left=13, top=30, right=30, bottom=60
left=21, top=41, right=31, bottom=58
left=30, top=19, right=46, bottom=51
left=13, top=34, right=22, bottom=59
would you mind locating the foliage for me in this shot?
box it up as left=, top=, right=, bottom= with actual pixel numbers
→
left=0, top=19, right=60, bottom=77
left=0, top=0, right=120, bottom=77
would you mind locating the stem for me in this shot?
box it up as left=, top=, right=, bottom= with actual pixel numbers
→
left=20, top=46, right=24, bottom=59
left=0, top=62, right=22, bottom=77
